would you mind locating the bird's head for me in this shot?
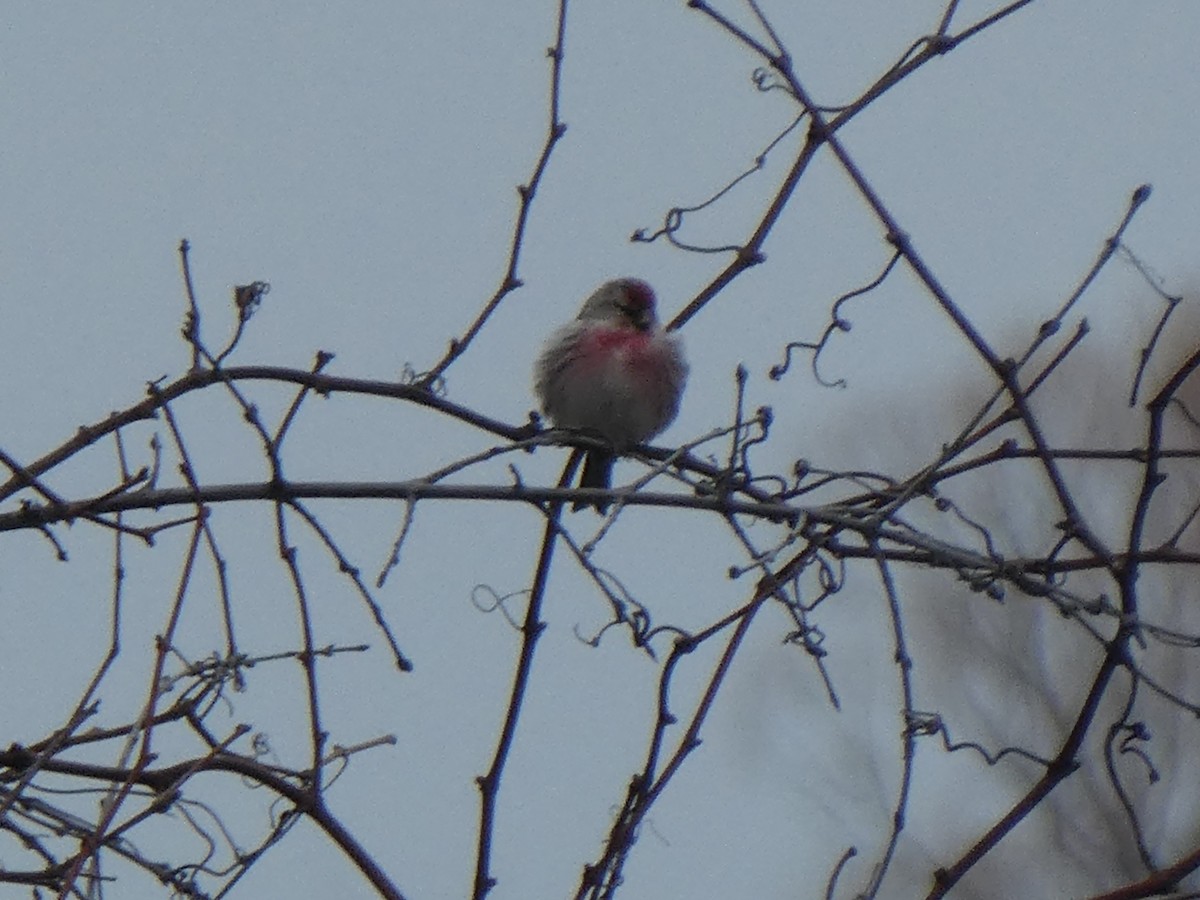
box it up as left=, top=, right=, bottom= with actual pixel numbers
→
left=578, top=278, right=658, bottom=332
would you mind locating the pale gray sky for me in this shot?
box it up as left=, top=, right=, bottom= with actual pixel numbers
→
left=3, top=3, right=1200, bottom=898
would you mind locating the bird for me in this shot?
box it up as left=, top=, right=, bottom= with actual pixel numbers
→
left=534, top=278, right=688, bottom=512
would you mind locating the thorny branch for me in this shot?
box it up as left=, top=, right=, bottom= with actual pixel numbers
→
left=416, top=0, right=572, bottom=387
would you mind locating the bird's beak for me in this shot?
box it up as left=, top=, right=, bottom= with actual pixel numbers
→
left=624, top=305, right=653, bottom=332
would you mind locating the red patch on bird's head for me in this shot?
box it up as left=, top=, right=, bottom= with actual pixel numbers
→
left=621, top=279, right=656, bottom=311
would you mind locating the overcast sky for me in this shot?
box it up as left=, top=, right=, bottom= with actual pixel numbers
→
left=3, top=3, right=1200, bottom=898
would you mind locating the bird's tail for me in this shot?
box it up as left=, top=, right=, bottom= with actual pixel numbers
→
left=575, top=450, right=615, bottom=513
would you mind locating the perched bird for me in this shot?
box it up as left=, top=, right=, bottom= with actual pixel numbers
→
left=534, top=278, right=688, bottom=512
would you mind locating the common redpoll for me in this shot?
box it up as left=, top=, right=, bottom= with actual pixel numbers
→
left=534, top=278, right=688, bottom=512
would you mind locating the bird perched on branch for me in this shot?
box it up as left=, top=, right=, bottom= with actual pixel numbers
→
left=534, top=278, right=688, bottom=512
